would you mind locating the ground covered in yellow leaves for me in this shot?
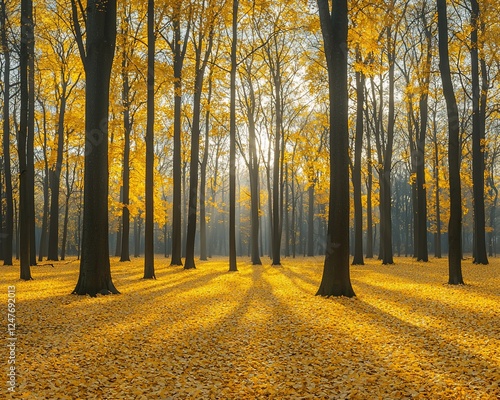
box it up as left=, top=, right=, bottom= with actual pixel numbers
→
left=2, top=256, right=499, bottom=399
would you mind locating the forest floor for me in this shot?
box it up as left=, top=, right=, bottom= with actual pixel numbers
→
left=1, top=256, right=499, bottom=399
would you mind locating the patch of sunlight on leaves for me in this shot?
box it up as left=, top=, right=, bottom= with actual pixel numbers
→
left=1, top=256, right=499, bottom=399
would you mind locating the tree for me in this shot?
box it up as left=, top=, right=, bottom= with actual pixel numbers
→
left=351, top=48, right=365, bottom=266
left=184, top=0, right=218, bottom=270
left=19, top=0, right=34, bottom=280
left=144, top=0, right=156, bottom=279
left=470, top=0, right=488, bottom=265
left=229, top=0, right=238, bottom=272
left=164, top=2, right=190, bottom=267
left=437, top=0, right=464, bottom=285
left=45, top=27, right=81, bottom=261
left=316, top=0, right=355, bottom=297
left=0, top=0, right=13, bottom=266
left=71, top=0, right=119, bottom=296
left=238, top=55, right=262, bottom=265
left=414, top=3, right=432, bottom=262
left=119, top=8, right=132, bottom=263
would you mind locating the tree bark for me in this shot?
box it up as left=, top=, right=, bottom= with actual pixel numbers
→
left=184, top=14, right=214, bottom=270
left=144, top=0, right=155, bottom=279
left=365, top=115, right=374, bottom=259
left=72, top=0, right=119, bottom=296
left=120, top=21, right=131, bottom=262
left=437, top=0, right=464, bottom=284
left=199, top=70, right=212, bottom=262
left=415, top=13, right=432, bottom=262
left=432, top=112, right=442, bottom=258
left=47, top=84, right=68, bottom=261
left=169, top=6, right=189, bottom=266
left=470, top=0, right=488, bottom=265
left=352, top=51, right=365, bottom=265
left=27, top=11, right=36, bottom=266
left=19, top=0, right=33, bottom=279
left=228, top=0, right=238, bottom=271
left=1, top=0, right=13, bottom=265
left=316, top=0, right=355, bottom=297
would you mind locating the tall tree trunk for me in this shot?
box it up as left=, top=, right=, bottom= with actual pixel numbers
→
left=185, top=20, right=214, bottom=270
left=170, top=8, right=189, bottom=266
left=199, top=71, right=212, bottom=262
left=352, top=53, right=365, bottom=265
left=365, top=119, right=374, bottom=259
left=470, top=0, right=488, bottom=265
left=316, top=0, right=355, bottom=297
left=415, top=96, right=429, bottom=261
left=415, top=11, right=432, bottom=262
left=19, top=0, right=33, bottom=279
left=144, top=0, right=155, bottom=278
left=271, top=62, right=282, bottom=266
left=381, top=28, right=395, bottom=265
left=47, top=86, right=68, bottom=261
left=61, top=138, right=74, bottom=261
left=228, top=0, right=238, bottom=271
left=432, top=112, right=442, bottom=258
left=37, top=101, right=50, bottom=261
left=72, top=0, right=119, bottom=296
left=1, top=0, right=13, bottom=265
left=120, top=27, right=131, bottom=262
left=28, top=12, right=36, bottom=267
left=247, top=74, right=262, bottom=265
left=437, top=0, right=463, bottom=284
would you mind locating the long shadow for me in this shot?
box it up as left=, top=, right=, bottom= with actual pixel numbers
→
left=336, top=294, right=500, bottom=387
left=354, top=279, right=500, bottom=341
left=10, top=261, right=500, bottom=399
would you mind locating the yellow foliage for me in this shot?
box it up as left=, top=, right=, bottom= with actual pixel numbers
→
left=2, top=257, right=499, bottom=398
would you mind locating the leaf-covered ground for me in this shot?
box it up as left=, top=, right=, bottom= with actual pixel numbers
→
left=2, top=256, right=499, bottom=399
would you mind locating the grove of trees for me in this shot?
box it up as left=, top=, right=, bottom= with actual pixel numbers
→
left=1, top=0, right=499, bottom=295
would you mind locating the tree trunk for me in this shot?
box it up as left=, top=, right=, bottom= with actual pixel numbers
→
left=247, top=76, right=262, bottom=265
left=228, top=0, right=238, bottom=271
left=432, top=112, right=442, bottom=258
left=144, top=0, right=155, bottom=278
left=316, top=0, right=355, bottom=297
left=307, top=181, right=314, bottom=256
left=170, top=8, right=188, bottom=267
left=199, top=71, right=212, bottom=262
left=114, top=216, right=122, bottom=257
left=437, top=0, right=463, bottom=284
left=61, top=138, right=74, bottom=261
left=415, top=94, right=429, bottom=261
left=18, top=0, right=33, bottom=279
left=470, top=0, right=488, bottom=265
left=284, top=165, right=290, bottom=258
left=185, top=21, right=214, bottom=270
left=28, top=13, right=36, bottom=267
left=381, top=28, right=395, bottom=265
left=72, top=0, right=119, bottom=296
left=120, top=27, right=131, bottom=262
left=365, top=119, right=374, bottom=259
left=1, top=0, right=13, bottom=265
left=352, top=54, right=365, bottom=265
left=47, top=85, right=68, bottom=261
left=271, top=64, right=282, bottom=266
